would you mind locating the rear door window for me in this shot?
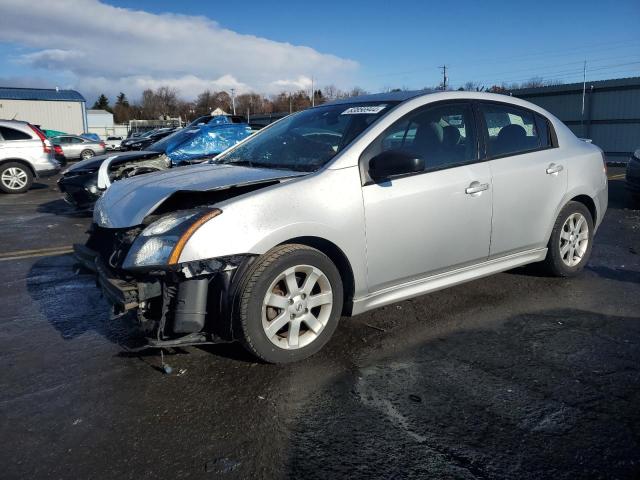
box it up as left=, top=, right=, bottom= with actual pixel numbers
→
left=479, top=103, right=542, bottom=157
left=0, top=126, right=32, bottom=141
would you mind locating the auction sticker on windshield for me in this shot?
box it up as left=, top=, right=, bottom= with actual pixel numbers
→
left=341, top=105, right=387, bottom=115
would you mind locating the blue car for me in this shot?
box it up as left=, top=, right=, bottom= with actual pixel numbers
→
left=58, top=119, right=253, bottom=209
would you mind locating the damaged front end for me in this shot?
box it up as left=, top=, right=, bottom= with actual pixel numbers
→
left=75, top=211, right=253, bottom=349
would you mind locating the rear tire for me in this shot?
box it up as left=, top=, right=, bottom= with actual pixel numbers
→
left=0, top=162, right=33, bottom=194
left=234, top=244, right=343, bottom=363
left=542, top=201, right=594, bottom=277
left=80, top=149, right=95, bottom=160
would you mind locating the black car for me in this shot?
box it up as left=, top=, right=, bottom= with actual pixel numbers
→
left=57, top=150, right=170, bottom=209
left=120, top=128, right=176, bottom=151
left=626, top=149, right=640, bottom=202
left=57, top=121, right=253, bottom=209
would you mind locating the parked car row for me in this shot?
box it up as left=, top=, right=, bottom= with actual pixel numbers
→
left=0, top=115, right=257, bottom=194
left=58, top=116, right=253, bottom=208
left=70, top=91, right=608, bottom=364
left=119, top=128, right=178, bottom=151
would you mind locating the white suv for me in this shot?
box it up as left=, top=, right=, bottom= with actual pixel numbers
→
left=0, top=120, right=61, bottom=193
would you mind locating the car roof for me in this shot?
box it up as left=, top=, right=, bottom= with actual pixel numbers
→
left=0, top=119, right=30, bottom=127
left=324, top=89, right=435, bottom=106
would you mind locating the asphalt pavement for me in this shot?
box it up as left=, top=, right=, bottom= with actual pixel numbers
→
left=0, top=169, right=639, bottom=479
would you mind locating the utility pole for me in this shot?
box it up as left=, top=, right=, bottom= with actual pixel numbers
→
left=439, top=65, right=448, bottom=90
left=230, top=88, right=236, bottom=115
left=581, top=60, right=587, bottom=136
left=311, top=76, right=315, bottom=107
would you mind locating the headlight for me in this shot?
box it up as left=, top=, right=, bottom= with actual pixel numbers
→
left=123, top=209, right=221, bottom=268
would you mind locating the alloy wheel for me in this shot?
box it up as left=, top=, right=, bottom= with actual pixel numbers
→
left=261, top=264, right=333, bottom=350
left=559, top=212, right=589, bottom=267
left=1, top=167, right=28, bottom=191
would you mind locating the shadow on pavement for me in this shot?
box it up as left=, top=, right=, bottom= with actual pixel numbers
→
left=26, top=255, right=135, bottom=345
left=25, top=254, right=254, bottom=362
left=37, top=198, right=92, bottom=218
left=286, top=308, right=640, bottom=480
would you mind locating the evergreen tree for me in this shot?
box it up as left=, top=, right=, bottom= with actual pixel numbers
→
left=92, top=94, right=112, bottom=112
left=115, top=92, right=129, bottom=107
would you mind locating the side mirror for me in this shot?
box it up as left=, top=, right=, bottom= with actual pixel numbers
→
left=369, top=150, right=424, bottom=181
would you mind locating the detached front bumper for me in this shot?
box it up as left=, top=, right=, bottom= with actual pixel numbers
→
left=58, top=172, right=101, bottom=209
left=37, top=167, right=62, bottom=178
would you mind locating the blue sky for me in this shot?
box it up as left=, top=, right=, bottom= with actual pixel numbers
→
left=0, top=0, right=638, bottom=101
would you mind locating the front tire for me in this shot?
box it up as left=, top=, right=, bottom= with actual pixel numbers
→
left=0, top=162, right=33, bottom=193
left=542, top=201, right=594, bottom=277
left=235, top=244, right=343, bottom=363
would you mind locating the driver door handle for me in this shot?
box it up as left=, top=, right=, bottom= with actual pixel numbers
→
left=465, top=182, right=489, bottom=195
left=546, top=163, right=564, bottom=175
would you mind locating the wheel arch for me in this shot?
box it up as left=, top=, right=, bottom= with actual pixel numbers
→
left=280, top=236, right=356, bottom=316
left=0, top=158, right=36, bottom=177
left=569, top=194, right=597, bottom=225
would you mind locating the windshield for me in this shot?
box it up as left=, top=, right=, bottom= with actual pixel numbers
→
left=214, top=102, right=398, bottom=171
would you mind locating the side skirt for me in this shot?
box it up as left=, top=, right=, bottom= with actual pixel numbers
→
left=351, top=248, right=547, bottom=315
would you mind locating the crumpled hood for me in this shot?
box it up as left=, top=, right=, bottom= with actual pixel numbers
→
left=93, top=162, right=306, bottom=228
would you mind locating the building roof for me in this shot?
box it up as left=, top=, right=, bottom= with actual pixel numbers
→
left=0, top=87, right=86, bottom=102
left=87, top=109, right=113, bottom=115
left=510, top=76, right=640, bottom=96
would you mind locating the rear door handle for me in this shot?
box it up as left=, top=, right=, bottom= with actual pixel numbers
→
left=465, top=182, right=489, bottom=195
left=546, top=163, right=564, bottom=175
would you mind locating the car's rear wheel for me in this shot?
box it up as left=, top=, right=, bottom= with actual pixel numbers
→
left=0, top=162, right=33, bottom=194
left=235, top=244, right=343, bottom=363
left=542, top=201, right=594, bottom=277
left=80, top=149, right=95, bottom=160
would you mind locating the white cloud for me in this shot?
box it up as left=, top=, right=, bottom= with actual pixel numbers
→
left=0, top=0, right=358, bottom=100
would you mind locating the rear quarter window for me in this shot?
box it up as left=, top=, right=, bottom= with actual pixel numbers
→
left=0, top=126, right=32, bottom=141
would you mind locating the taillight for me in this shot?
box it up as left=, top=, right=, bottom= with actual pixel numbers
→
left=601, top=151, right=607, bottom=175
left=99, top=141, right=105, bottom=148
left=54, top=145, right=64, bottom=156
left=28, top=124, right=52, bottom=153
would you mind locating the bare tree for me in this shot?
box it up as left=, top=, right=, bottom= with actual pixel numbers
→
left=461, top=81, right=485, bottom=92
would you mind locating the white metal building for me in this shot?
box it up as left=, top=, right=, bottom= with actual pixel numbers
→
left=86, top=109, right=128, bottom=139
left=0, top=87, right=87, bottom=134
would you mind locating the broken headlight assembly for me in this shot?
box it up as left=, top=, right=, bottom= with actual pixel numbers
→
left=123, top=208, right=221, bottom=269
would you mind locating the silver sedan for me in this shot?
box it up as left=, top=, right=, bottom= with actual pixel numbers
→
left=82, top=90, right=608, bottom=363
left=51, top=135, right=106, bottom=160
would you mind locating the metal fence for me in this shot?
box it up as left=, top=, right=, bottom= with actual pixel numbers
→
left=511, top=77, right=640, bottom=160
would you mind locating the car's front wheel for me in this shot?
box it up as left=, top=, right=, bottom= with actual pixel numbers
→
left=0, top=162, right=33, bottom=194
left=235, top=244, right=343, bottom=363
left=542, top=201, right=594, bottom=277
